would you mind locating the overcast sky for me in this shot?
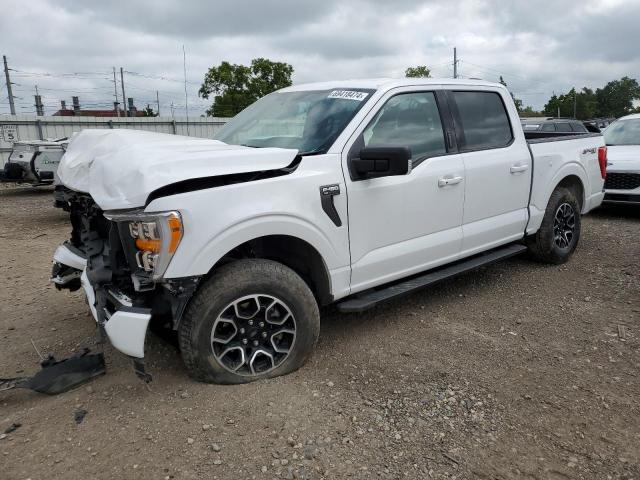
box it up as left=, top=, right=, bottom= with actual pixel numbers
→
left=1, top=0, right=639, bottom=117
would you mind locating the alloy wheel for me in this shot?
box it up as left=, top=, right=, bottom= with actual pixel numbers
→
left=210, top=294, right=297, bottom=376
left=553, top=202, right=576, bottom=249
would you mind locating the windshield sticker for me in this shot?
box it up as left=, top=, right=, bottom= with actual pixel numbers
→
left=328, top=90, right=369, bottom=101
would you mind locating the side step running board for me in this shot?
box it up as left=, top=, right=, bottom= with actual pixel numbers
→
left=337, top=243, right=527, bottom=313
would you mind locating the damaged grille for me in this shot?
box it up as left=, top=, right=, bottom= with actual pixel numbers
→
left=54, top=187, right=139, bottom=318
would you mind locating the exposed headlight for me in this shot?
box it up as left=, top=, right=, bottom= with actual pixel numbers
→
left=104, top=210, right=183, bottom=280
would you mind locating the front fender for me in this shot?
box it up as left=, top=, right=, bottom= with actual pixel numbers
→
left=165, top=213, right=343, bottom=278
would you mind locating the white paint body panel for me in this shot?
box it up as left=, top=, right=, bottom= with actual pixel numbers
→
left=81, top=268, right=151, bottom=358
left=53, top=244, right=86, bottom=270
left=58, top=129, right=298, bottom=210
left=103, top=311, right=152, bottom=359
left=148, top=154, right=352, bottom=299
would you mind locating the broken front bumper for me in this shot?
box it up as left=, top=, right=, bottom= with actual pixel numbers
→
left=52, top=244, right=152, bottom=360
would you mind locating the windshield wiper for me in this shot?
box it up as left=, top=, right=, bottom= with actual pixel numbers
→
left=298, top=149, right=324, bottom=156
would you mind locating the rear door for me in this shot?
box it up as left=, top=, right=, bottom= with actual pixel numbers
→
left=447, top=88, right=531, bottom=256
left=343, top=87, right=466, bottom=293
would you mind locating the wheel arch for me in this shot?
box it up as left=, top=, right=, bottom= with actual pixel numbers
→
left=208, top=235, right=333, bottom=306
left=555, top=174, right=585, bottom=211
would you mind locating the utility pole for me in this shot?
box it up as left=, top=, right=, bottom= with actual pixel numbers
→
left=112, top=67, right=120, bottom=117
left=156, top=90, right=160, bottom=116
left=3, top=55, right=16, bottom=115
left=453, top=47, right=458, bottom=79
left=120, top=67, right=128, bottom=117
left=183, top=45, right=190, bottom=134
left=34, top=85, right=44, bottom=116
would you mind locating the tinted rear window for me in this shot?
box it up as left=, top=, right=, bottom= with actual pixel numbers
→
left=570, top=122, right=587, bottom=133
left=556, top=123, right=572, bottom=132
left=452, top=91, right=513, bottom=150
left=541, top=123, right=556, bottom=132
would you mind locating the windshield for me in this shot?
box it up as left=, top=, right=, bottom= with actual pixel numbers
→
left=604, top=118, right=640, bottom=146
left=213, top=89, right=374, bottom=154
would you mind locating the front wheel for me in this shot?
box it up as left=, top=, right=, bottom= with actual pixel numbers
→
left=527, top=186, right=581, bottom=264
left=178, top=259, right=320, bottom=384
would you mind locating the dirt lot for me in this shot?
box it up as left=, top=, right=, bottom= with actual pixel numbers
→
left=0, top=185, right=638, bottom=480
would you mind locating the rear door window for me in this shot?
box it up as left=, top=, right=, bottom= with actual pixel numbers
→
left=451, top=91, right=513, bottom=150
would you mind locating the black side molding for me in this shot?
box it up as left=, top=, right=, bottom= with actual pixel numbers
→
left=320, top=184, right=342, bottom=227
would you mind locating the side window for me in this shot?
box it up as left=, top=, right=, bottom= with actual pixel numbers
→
left=541, top=123, right=556, bottom=132
left=363, top=92, right=446, bottom=162
left=451, top=91, right=513, bottom=150
left=556, top=123, right=572, bottom=132
left=571, top=122, right=587, bottom=133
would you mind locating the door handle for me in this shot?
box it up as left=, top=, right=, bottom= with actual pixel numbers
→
left=438, top=175, right=463, bottom=187
left=510, top=164, right=529, bottom=174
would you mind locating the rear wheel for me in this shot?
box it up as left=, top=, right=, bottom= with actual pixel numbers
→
left=179, top=259, right=320, bottom=384
left=527, top=187, right=581, bottom=264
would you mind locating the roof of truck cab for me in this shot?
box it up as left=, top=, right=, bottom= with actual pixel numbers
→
left=279, top=78, right=505, bottom=93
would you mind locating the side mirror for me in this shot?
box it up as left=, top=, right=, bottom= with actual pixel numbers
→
left=350, top=146, right=412, bottom=180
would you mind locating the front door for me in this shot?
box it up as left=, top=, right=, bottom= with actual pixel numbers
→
left=343, top=88, right=466, bottom=293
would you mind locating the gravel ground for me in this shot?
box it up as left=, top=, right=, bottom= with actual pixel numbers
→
left=0, top=185, right=638, bottom=480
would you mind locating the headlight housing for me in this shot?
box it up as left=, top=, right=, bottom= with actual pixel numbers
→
left=104, top=210, right=183, bottom=280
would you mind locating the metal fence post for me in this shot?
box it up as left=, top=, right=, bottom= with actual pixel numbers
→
left=35, top=119, right=44, bottom=140
left=171, top=120, right=177, bottom=135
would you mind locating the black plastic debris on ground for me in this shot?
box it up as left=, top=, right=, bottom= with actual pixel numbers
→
left=0, top=348, right=105, bottom=395
left=74, top=408, right=88, bottom=425
left=4, top=422, right=21, bottom=434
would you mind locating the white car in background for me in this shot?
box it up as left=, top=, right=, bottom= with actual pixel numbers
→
left=603, top=113, right=640, bottom=204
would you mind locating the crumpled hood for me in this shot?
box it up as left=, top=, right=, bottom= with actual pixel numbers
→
left=606, top=145, right=640, bottom=170
left=58, top=129, right=298, bottom=210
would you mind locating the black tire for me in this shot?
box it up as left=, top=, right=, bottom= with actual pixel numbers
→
left=178, top=259, right=320, bottom=384
left=527, top=186, right=581, bottom=264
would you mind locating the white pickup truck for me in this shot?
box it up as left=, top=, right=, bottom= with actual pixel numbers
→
left=51, top=79, right=607, bottom=384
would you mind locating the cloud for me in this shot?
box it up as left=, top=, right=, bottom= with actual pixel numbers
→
left=1, top=0, right=639, bottom=116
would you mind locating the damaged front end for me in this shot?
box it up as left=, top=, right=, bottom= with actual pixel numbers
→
left=51, top=186, right=200, bottom=380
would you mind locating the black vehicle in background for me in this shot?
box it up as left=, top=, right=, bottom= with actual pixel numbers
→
left=521, top=118, right=596, bottom=138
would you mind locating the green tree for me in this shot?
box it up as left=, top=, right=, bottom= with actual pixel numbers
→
left=405, top=66, right=431, bottom=78
left=519, top=105, right=544, bottom=117
left=142, top=104, right=157, bottom=117
left=544, top=87, right=598, bottom=119
left=595, top=77, right=640, bottom=118
left=199, top=58, right=293, bottom=117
